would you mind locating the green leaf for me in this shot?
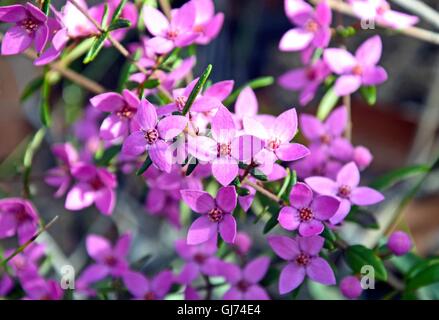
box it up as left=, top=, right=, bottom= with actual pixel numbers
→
left=143, top=79, right=160, bottom=89
left=223, top=76, right=274, bottom=106
left=236, top=187, right=251, bottom=196
left=23, top=128, right=46, bottom=198
left=20, top=76, right=44, bottom=102
left=185, top=157, right=198, bottom=176
left=345, top=245, right=387, bottom=281
left=407, top=257, right=439, bottom=280
left=136, top=157, right=153, bottom=176
left=111, top=0, right=128, bottom=23
left=250, top=167, right=268, bottom=181
left=40, top=71, right=52, bottom=127
left=406, top=262, right=439, bottom=291
left=277, top=169, right=297, bottom=202
left=370, top=164, right=430, bottom=191
left=360, top=86, right=377, bottom=106
left=317, top=87, right=339, bottom=120
left=101, top=3, right=110, bottom=29
left=83, top=33, right=108, bottom=64
left=94, top=145, right=121, bottom=166
left=117, top=49, right=142, bottom=92
left=108, top=18, right=131, bottom=31
left=42, top=0, right=51, bottom=16
left=263, top=208, right=280, bottom=234
left=182, top=64, right=212, bottom=115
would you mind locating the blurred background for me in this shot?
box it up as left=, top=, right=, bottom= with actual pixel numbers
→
left=1, top=0, right=439, bottom=299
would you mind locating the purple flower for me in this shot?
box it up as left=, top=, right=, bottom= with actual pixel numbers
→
left=0, top=198, right=39, bottom=244
left=279, top=0, right=332, bottom=52
left=188, top=106, right=264, bottom=186
left=268, top=235, right=335, bottom=294
left=0, top=275, right=14, bottom=297
left=65, top=163, right=117, bottom=215
left=243, top=108, right=310, bottom=176
left=340, top=275, right=362, bottom=299
left=278, top=182, right=339, bottom=237
left=232, top=232, right=252, bottom=255
left=77, top=233, right=132, bottom=290
left=90, top=89, right=141, bottom=141
left=0, top=3, right=50, bottom=55
left=22, top=278, right=63, bottom=300
left=324, top=35, right=388, bottom=96
left=305, top=162, right=384, bottom=224
left=353, top=146, right=373, bottom=170
left=6, top=243, right=45, bottom=281
left=279, top=59, right=330, bottom=106
left=122, top=99, right=187, bottom=173
left=123, top=270, right=173, bottom=300
left=181, top=186, right=238, bottom=245
left=387, top=231, right=412, bottom=256
left=45, top=143, right=79, bottom=198
left=349, top=0, right=418, bottom=29
left=143, top=2, right=198, bottom=54
left=192, top=0, right=224, bottom=45
left=221, top=257, right=271, bottom=300
left=175, top=236, right=223, bottom=284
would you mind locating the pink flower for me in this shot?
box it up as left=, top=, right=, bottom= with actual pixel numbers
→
left=77, top=233, right=133, bottom=290
left=123, top=270, right=173, bottom=300
left=268, top=235, right=335, bottom=294
left=90, top=89, right=141, bottom=141
left=221, top=257, right=271, bottom=300
left=324, top=35, right=388, bottom=96
left=22, top=278, right=63, bottom=300
left=278, top=182, right=339, bottom=237
left=279, top=0, right=332, bottom=52
left=279, top=59, right=331, bottom=106
left=340, top=275, right=362, bottom=299
left=243, top=108, right=310, bottom=176
left=0, top=198, right=39, bottom=244
left=387, top=231, right=412, bottom=256
left=143, top=2, right=198, bottom=54
left=175, top=236, right=223, bottom=284
left=0, top=3, right=50, bottom=55
left=349, top=0, right=418, bottom=29
left=122, top=99, right=187, bottom=173
left=181, top=186, right=238, bottom=244
left=191, top=0, right=224, bottom=45
left=45, top=143, right=79, bottom=198
left=65, top=163, right=117, bottom=215
left=188, top=106, right=264, bottom=186
left=306, top=162, right=384, bottom=224
left=6, top=243, right=45, bottom=281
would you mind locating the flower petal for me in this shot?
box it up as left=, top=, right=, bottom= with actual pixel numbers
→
left=325, top=105, right=347, bottom=137
left=278, top=206, right=300, bottom=231
left=350, top=187, right=384, bottom=206
left=122, top=131, right=146, bottom=157
left=298, top=235, right=325, bottom=255
left=298, top=220, right=324, bottom=237
left=187, top=216, right=217, bottom=245
left=355, top=35, right=382, bottom=66
left=142, top=6, right=169, bottom=36
left=305, top=176, right=338, bottom=196
left=279, top=28, right=313, bottom=51
left=157, top=115, right=187, bottom=140
left=1, top=25, right=32, bottom=55
left=312, top=195, right=339, bottom=221
left=219, top=214, right=237, bottom=243
left=135, top=100, right=158, bottom=130
left=65, top=183, right=95, bottom=211
left=334, top=75, right=362, bottom=96
left=279, top=263, right=306, bottom=294
left=90, top=92, right=125, bottom=112
left=243, top=256, right=270, bottom=284
left=216, top=186, right=237, bottom=213
left=235, top=87, right=258, bottom=119
left=212, top=157, right=239, bottom=187
left=306, top=257, right=336, bottom=285
left=180, top=190, right=215, bottom=214
left=244, top=285, right=270, bottom=300
left=86, top=234, right=112, bottom=262
left=94, top=188, right=115, bottom=216
left=324, top=48, right=357, bottom=74
left=267, top=235, right=300, bottom=260
left=300, top=114, right=325, bottom=140
left=337, top=162, right=360, bottom=187
left=276, top=143, right=310, bottom=161
left=211, top=105, right=236, bottom=143
left=273, top=108, right=298, bottom=143
left=122, top=271, right=149, bottom=297
left=290, top=182, right=314, bottom=208
left=148, top=140, right=173, bottom=173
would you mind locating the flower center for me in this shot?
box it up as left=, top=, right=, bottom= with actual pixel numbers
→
left=267, top=138, right=281, bottom=151
left=90, top=176, right=104, bottom=190
left=295, top=252, right=311, bottom=266
left=175, top=96, right=187, bottom=111
left=21, top=18, right=39, bottom=33
left=305, top=19, right=319, bottom=33
left=208, top=207, right=224, bottom=222
left=217, top=143, right=231, bottom=157
left=105, top=255, right=118, bottom=267
left=352, top=65, right=363, bottom=76
left=320, top=133, right=331, bottom=144
left=116, top=106, right=135, bottom=119
left=306, top=68, right=317, bottom=81
left=166, top=28, right=179, bottom=40
left=144, top=128, right=159, bottom=144
left=237, top=280, right=251, bottom=292
left=144, top=292, right=156, bottom=300
left=298, top=207, right=314, bottom=222
left=193, top=253, right=207, bottom=265
left=337, top=185, right=351, bottom=198
left=194, top=24, right=204, bottom=33
left=15, top=207, right=29, bottom=223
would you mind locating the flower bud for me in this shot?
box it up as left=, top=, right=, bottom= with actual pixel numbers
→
left=388, top=231, right=412, bottom=256
left=353, top=146, right=373, bottom=170
left=340, top=276, right=362, bottom=299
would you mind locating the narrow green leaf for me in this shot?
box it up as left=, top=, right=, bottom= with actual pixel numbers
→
left=263, top=208, right=280, bottom=234
left=236, top=187, right=251, bottom=196
left=250, top=167, right=268, bottom=181
left=345, top=245, right=387, bottom=281
left=223, top=76, right=274, bottom=106
left=23, top=128, right=46, bottom=198
left=101, top=3, right=110, bottom=29
left=370, top=164, right=430, bottom=191
left=111, top=0, right=128, bottom=23
left=360, top=86, right=377, bottom=106
left=277, top=169, right=297, bottom=202
left=20, top=76, right=44, bottom=102
left=42, top=0, right=51, bottom=16
left=317, top=87, right=339, bottom=120
left=136, top=157, right=153, bottom=176
left=40, top=71, right=52, bottom=127
left=108, top=18, right=131, bottom=31
left=406, top=263, right=439, bottom=291
left=83, top=33, right=108, bottom=64
left=94, top=145, right=122, bottom=166
left=185, top=157, right=198, bottom=176
left=182, top=64, right=213, bottom=115
left=407, top=257, right=439, bottom=280
left=143, top=79, right=160, bottom=89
